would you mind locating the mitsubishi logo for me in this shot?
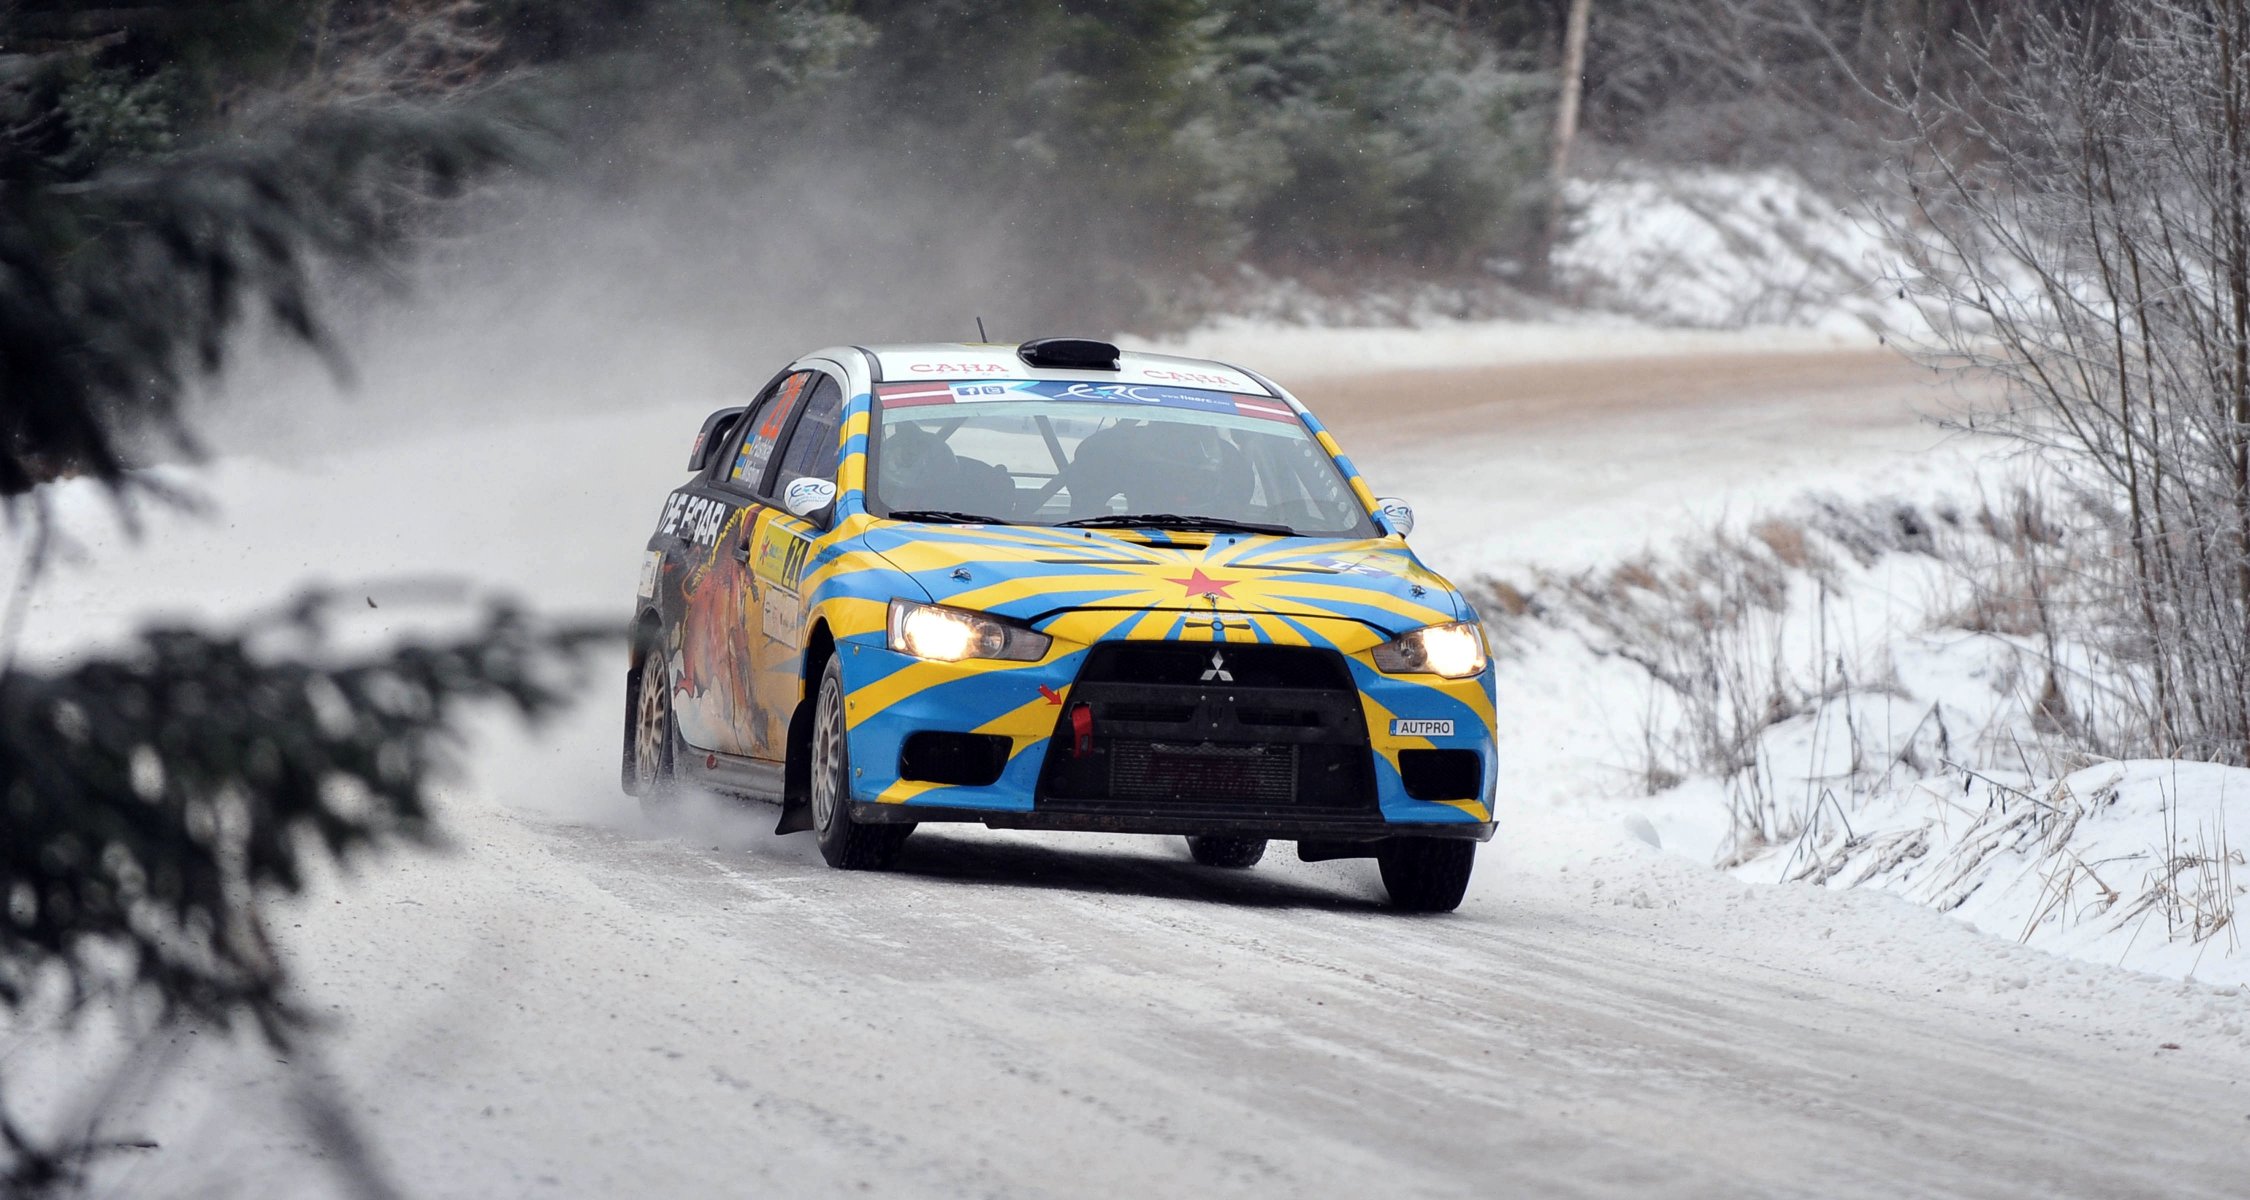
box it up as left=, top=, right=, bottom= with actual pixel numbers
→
left=1201, top=649, right=1234, bottom=682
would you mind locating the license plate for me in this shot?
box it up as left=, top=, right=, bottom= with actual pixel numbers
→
left=1391, top=719, right=1454, bottom=737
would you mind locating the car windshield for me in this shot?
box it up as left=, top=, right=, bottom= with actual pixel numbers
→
left=867, top=380, right=1375, bottom=536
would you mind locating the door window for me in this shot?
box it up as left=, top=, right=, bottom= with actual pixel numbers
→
left=773, top=373, right=846, bottom=486
left=729, top=371, right=812, bottom=490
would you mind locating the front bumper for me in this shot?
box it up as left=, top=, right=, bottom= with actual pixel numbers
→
left=846, top=799, right=1491, bottom=841
left=832, top=627, right=1497, bottom=835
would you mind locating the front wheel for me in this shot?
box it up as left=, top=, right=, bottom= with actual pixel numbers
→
left=1185, top=836, right=1267, bottom=868
left=810, top=656, right=911, bottom=870
left=1377, top=839, right=1476, bottom=912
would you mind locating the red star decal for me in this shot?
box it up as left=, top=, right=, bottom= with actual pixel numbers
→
left=1168, top=568, right=1235, bottom=600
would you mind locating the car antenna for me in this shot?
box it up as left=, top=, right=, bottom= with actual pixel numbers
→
left=976, top=316, right=989, bottom=342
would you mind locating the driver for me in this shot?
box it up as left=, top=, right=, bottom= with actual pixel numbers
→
left=1070, top=421, right=1253, bottom=516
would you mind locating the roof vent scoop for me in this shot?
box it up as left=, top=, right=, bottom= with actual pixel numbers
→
left=1018, top=337, right=1121, bottom=371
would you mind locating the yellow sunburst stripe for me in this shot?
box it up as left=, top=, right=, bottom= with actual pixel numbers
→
left=876, top=779, right=946, bottom=804
left=1042, top=607, right=1142, bottom=644
left=811, top=595, right=888, bottom=641
left=1250, top=614, right=1309, bottom=645
left=1455, top=677, right=1499, bottom=729
left=1259, top=582, right=1451, bottom=624
left=844, top=655, right=1034, bottom=728
left=1202, top=537, right=1299, bottom=567
left=871, top=527, right=1173, bottom=563
left=1437, top=798, right=1493, bottom=822
left=940, top=573, right=1175, bottom=612
left=1124, top=609, right=1179, bottom=640
left=977, top=694, right=1066, bottom=740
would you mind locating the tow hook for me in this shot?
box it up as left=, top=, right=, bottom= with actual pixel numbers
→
left=1068, top=702, right=1095, bottom=757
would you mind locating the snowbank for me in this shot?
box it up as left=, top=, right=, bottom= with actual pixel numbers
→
left=1557, top=166, right=1924, bottom=338
left=1484, top=487, right=2250, bottom=986
left=1127, top=312, right=1878, bottom=380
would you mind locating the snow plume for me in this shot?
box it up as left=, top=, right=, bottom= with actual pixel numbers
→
left=193, top=141, right=1079, bottom=459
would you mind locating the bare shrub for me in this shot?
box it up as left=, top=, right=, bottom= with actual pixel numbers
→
left=1887, top=0, right=2250, bottom=764
left=1751, top=516, right=1827, bottom=573
left=1482, top=489, right=2126, bottom=860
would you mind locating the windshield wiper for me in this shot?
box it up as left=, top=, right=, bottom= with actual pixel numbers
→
left=883, top=509, right=1014, bottom=525
left=1057, top=512, right=1296, bottom=537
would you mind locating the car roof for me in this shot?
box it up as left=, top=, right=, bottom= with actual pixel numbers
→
left=814, top=342, right=1281, bottom=399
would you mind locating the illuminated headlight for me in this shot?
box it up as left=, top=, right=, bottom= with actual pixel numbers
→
left=1371, top=621, right=1488, bottom=679
left=887, top=600, right=1050, bottom=663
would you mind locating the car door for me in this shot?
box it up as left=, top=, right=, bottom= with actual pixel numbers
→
left=673, top=368, right=812, bottom=758
left=742, top=369, right=847, bottom=755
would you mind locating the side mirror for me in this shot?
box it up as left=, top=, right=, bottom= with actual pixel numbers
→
left=1376, top=497, right=1415, bottom=538
left=782, top=477, right=838, bottom=526
left=688, top=406, right=746, bottom=472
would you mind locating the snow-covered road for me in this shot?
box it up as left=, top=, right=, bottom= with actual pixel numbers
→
left=13, top=332, right=2249, bottom=1198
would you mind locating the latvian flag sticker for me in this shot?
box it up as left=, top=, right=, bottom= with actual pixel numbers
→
left=1232, top=396, right=1298, bottom=423
left=874, top=382, right=956, bottom=409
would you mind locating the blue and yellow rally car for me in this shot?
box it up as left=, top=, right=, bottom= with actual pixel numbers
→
left=623, top=338, right=1496, bottom=910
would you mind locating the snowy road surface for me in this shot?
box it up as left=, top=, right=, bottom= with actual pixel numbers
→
left=15, top=334, right=2250, bottom=1198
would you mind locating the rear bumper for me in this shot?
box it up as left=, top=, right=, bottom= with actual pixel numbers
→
left=847, top=800, right=1493, bottom=842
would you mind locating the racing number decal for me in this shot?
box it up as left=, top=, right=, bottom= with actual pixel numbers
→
left=751, top=519, right=813, bottom=592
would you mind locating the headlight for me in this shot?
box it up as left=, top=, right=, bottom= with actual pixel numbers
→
left=1371, top=621, right=1487, bottom=679
left=887, top=600, right=1051, bottom=663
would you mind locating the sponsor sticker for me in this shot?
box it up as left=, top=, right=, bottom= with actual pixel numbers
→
left=658, top=493, right=730, bottom=546
left=761, top=588, right=802, bottom=641
left=781, top=476, right=837, bottom=516
left=636, top=550, right=664, bottom=599
left=1391, top=719, right=1454, bottom=738
left=872, top=379, right=1299, bottom=423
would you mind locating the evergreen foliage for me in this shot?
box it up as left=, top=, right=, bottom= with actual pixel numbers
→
left=0, top=9, right=582, bottom=1189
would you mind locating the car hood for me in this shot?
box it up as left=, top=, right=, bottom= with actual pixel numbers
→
left=857, top=522, right=1462, bottom=636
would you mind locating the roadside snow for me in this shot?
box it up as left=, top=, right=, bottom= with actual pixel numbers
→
left=1479, top=484, right=2250, bottom=987
left=1556, top=166, right=1923, bottom=338
left=1128, top=313, right=1877, bottom=380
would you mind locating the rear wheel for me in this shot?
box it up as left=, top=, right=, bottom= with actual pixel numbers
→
left=630, top=652, right=680, bottom=822
left=1377, top=839, right=1476, bottom=912
left=1184, top=836, right=1267, bottom=868
left=811, top=656, right=911, bottom=870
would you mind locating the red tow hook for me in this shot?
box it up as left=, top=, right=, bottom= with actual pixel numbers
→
left=1069, top=702, right=1095, bottom=757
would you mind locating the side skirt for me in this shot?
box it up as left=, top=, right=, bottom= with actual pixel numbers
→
left=675, top=741, right=787, bottom=804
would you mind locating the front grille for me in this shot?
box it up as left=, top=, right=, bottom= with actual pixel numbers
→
left=1111, top=740, right=1298, bottom=804
left=1076, top=642, right=1354, bottom=690
left=1038, top=642, right=1376, bottom=818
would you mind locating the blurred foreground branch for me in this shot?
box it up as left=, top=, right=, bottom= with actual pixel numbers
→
left=0, top=593, right=608, bottom=1193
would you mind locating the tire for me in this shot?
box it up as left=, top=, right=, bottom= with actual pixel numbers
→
left=1185, top=835, right=1267, bottom=868
left=810, top=655, right=911, bottom=870
left=1376, top=839, right=1476, bottom=912
left=630, top=651, right=681, bottom=822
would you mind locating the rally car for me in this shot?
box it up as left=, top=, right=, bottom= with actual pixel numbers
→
left=622, top=338, right=1497, bottom=911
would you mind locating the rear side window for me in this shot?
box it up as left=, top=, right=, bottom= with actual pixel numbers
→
left=774, top=374, right=845, bottom=485
left=731, top=371, right=812, bottom=488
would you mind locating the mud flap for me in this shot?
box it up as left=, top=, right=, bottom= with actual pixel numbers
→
left=774, top=695, right=817, bottom=835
